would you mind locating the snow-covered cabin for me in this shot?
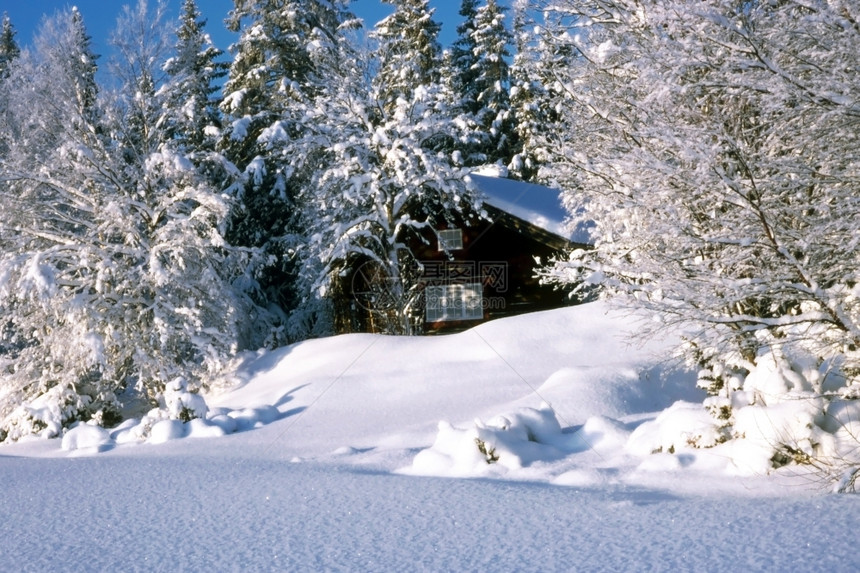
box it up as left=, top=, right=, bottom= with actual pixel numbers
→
left=410, top=172, right=591, bottom=333
left=333, top=171, right=590, bottom=335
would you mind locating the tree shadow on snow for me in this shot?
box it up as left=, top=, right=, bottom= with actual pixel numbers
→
left=277, top=406, right=307, bottom=420
left=227, top=346, right=298, bottom=392
left=273, top=384, right=310, bottom=408
left=608, top=488, right=682, bottom=506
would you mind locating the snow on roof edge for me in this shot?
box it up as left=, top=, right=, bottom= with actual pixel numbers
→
left=466, top=172, right=592, bottom=245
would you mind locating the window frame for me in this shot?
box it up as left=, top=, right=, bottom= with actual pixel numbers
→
left=425, top=282, right=484, bottom=322
left=436, top=228, right=464, bottom=251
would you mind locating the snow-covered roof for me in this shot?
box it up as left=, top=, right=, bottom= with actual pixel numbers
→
left=466, top=171, right=592, bottom=245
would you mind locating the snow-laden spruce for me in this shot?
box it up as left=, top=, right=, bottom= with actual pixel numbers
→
left=218, top=0, right=360, bottom=340
left=449, top=0, right=515, bottom=166
left=283, top=0, right=482, bottom=335
left=159, top=0, right=227, bottom=152
left=0, top=12, right=19, bottom=80
left=506, top=0, right=558, bottom=181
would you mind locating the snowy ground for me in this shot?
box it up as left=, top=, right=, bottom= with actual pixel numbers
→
left=2, top=303, right=858, bottom=572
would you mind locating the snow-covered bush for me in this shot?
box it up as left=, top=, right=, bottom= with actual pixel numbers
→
left=407, top=404, right=570, bottom=477
left=627, top=401, right=726, bottom=456
left=627, top=344, right=860, bottom=485
left=161, top=377, right=208, bottom=422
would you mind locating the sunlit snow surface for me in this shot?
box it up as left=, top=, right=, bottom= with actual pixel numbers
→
left=2, top=303, right=859, bottom=572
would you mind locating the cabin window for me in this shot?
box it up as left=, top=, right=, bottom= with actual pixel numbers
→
left=437, top=228, right=463, bottom=251
left=425, top=283, right=483, bottom=322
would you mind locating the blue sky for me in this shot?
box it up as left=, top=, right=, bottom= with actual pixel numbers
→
left=0, top=1, right=469, bottom=55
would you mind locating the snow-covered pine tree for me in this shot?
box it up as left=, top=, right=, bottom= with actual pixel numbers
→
left=157, top=1, right=266, bottom=331
left=372, top=0, right=442, bottom=111
left=0, top=12, right=19, bottom=79
left=286, top=3, right=478, bottom=335
left=0, top=13, right=20, bottom=159
left=220, top=0, right=358, bottom=337
left=453, top=0, right=514, bottom=167
left=507, top=0, right=563, bottom=181
left=451, top=0, right=480, bottom=105
left=536, top=0, right=860, bottom=465
left=159, top=0, right=227, bottom=151
left=0, top=4, right=251, bottom=441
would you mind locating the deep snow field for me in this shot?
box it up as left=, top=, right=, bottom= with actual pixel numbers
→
left=1, top=303, right=858, bottom=572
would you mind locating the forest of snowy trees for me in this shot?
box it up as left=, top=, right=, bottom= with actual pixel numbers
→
left=0, top=0, right=521, bottom=441
left=0, top=0, right=858, bottom=480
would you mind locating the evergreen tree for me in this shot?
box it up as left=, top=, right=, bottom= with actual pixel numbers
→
left=453, top=0, right=514, bottom=166
left=0, top=12, right=19, bottom=79
left=507, top=0, right=557, bottom=181
left=451, top=0, right=480, bottom=105
left=66, top=7, right=101, bottom=128
left=220, top=0, right=357, bottom=333
left=0, top=13, right=20, bottom=157
left=223, top=0, right=355, bottom=120
left=372, top=0, right=442, bottom=110
left=160, top=0, right=227, bottom=151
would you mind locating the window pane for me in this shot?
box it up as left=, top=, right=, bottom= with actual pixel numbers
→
left=425, top=283, right=483, bottom=322
left=437, top=229, right=463, bottom=251
left=462, top=283, right=484, bottom=320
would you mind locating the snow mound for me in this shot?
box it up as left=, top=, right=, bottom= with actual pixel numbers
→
left=149, top=419, right=187, bottom=444
left=227, top=405, right=280, bottom=431
left=538, top=366, right=644, bottom=421
left=402, top=404, right=569, bottom=478
left=146, top=416, right=230, bottom=443
left=568, top=415, right=631, bottom=454
left=208, top=414, right=239, bottom=434
left=187, top=418, right=226, bottom=439
left=61, top=424, right=114, bottom=453
left=626, top=401, right=723, bottom=456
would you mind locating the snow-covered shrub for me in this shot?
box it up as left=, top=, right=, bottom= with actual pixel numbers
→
left=407, top=404, right=567, bottom=477
left=707, top=345, right=860, bottom=480
left=0, top=384, right=103, bottom=443
left=160, top=377, right=208, bottom=423
left=61, top=423, right=113, bottom=452
left=474, top=438, right=500, bottom=464
left=626, top=344, right=860, bottom=484
left=627, top=401, right=725, bottom=456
